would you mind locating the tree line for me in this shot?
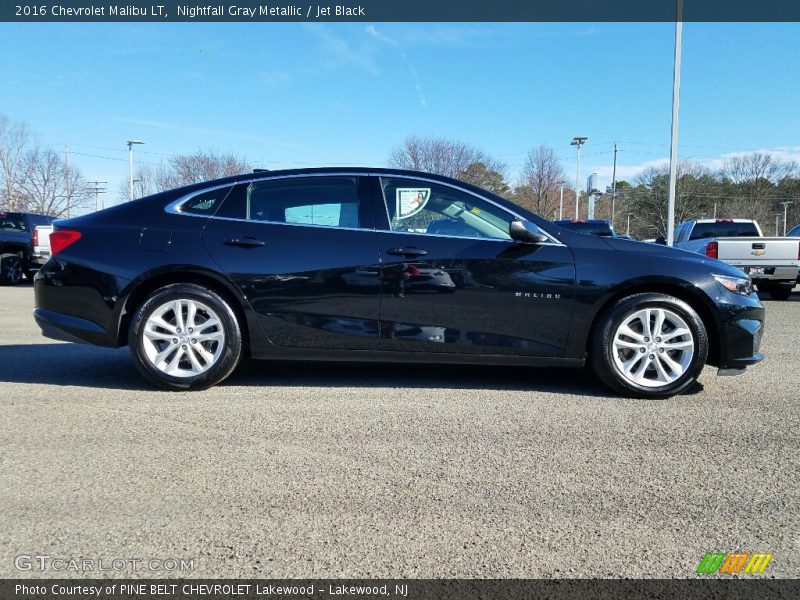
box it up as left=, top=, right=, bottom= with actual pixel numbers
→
left=4, top=113, right=798, bottom=237
left=388, top=135, right=800, bottom=238
left=0, top=115, right=92, bottom=217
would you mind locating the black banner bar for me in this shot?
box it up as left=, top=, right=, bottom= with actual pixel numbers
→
left=3, top=579, right=800, bottom=600
left=3, top=0, right=800, bottom=23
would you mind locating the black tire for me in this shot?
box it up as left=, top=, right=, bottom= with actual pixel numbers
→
left=0, top=254, right=23, bottom=286
left=767, top=284, right=793, bottom=301
left=128, top=283, right=243, bottom=391
left=590, top=293, right=708, bottom=399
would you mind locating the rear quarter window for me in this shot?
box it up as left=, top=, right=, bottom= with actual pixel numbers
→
left=179, top=187, right=232, bottom=216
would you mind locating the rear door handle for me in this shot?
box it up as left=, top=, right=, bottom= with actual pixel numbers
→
left=224, top=237, right=266, bottom=248
left=387, top=247, right=428, bottom=258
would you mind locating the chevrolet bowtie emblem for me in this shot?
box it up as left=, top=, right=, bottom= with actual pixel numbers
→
left=752, top=249, right=766, bottom=256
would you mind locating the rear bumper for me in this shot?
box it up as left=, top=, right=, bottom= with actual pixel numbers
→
left=33, top=308, right=117, bottom=347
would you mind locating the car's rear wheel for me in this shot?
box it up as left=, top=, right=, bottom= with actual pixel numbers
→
left=590, top=293, right=708, bottom=398
left=129, top=283, right=243, bottom=390
left=0, top=254, right=23, bottom=286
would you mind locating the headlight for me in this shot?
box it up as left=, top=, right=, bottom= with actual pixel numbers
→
left=713, top=274, right=754, bottom=296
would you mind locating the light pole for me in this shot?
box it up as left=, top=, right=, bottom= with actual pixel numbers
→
left=127, top=140, right=144, bottom=200
left=610, top=142, right=618, bottom=228
left=626, top=213, right=633, bottom=237
left=571, top=136, right=588, bottom=219
left=780, top=201, right=793, bottom=235
left=558, top=180, right=565, bottom=220
left=665, top=0, right=683, bottom=246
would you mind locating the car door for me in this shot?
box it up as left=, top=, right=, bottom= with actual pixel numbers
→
left=371, top=175, right=576, bottom=357
left=201, top=174, right=382, bottom=350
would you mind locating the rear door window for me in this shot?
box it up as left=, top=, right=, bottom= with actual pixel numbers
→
left=246, top=176, right=363, bottom=229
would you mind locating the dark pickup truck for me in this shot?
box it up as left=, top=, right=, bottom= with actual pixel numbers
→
left=0, top=211, right=55, bottom=285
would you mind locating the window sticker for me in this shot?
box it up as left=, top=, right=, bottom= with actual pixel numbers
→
left=396, top=188, right=430, bottom=219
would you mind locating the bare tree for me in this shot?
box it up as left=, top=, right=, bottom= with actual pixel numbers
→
left=512, top=145, right=566, bottom=218
left=388, top=135, right=506, bottom=182
left=625, top=161, right=716, bottom=238
left=20, top=147, right=92, bottom=217
left=0, top=114, right=33, bottom=211
left=458, top=161, right=510, bottom=197
left=721, top=152, right=796, bottom=223
left=119, top=150, right=251, bottom=201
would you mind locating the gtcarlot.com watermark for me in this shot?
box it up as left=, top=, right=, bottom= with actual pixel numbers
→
left=14, top=554, right=195, bottom=572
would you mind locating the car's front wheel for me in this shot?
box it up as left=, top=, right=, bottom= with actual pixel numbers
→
left=590, top=293, right=708, bottom=398
left=129, top=283, right=243, bottom=390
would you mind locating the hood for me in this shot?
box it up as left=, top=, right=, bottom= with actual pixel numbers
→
left=601, top=236, right=749, bottom=279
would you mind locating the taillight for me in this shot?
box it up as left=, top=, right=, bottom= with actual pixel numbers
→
left=50, top=230, right=82, bottom=255
left=32, top=228, right=39, bottom=247
left=705, top=241, right=718, bottom=259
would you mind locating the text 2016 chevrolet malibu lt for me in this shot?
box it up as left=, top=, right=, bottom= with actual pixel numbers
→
left=33, top=168, right=765, bottom=397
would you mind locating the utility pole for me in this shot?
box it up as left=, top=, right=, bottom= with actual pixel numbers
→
left=627, top=213, right=633, bottom=237
left=571, top=136, right=588, bottom=219
left=127, top=140, right=144, bottom=200
left=665, top=0, right=683, bottom=247
left=87, top=181, right=108, bottom=212
left=610, top=142, right=618, bottom=228
left=64, top=144, right=71, bottom=218
left=779, top=201, right=793, bottom=235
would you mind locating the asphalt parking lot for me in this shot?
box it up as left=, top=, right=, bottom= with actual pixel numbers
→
left=1, top=284, right=799, bottom=579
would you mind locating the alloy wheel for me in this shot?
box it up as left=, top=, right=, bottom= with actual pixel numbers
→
left=142, top=298, right=225, bottom=378
left=611, top=307, right=695, bottom=389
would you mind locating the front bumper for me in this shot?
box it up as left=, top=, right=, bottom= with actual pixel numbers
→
left=713, top=296, right=766, bottom=370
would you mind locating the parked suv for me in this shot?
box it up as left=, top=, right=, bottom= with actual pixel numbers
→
left=0, top=211, right=56, bottom=284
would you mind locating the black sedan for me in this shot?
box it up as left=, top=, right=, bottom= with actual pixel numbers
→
left=33, top=168, right=765, bottom=398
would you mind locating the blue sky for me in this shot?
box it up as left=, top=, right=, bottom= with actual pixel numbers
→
left=1, top=22, right=799, bottom=206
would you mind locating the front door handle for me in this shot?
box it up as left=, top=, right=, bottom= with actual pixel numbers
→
left=387, top=247, right=427, bottom=258
left=225, top=237, right=266, bottom=248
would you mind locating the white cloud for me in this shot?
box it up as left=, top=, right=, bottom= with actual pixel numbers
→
left=585, top=146, right=800, bottom=190
left=363, top=25, right=427, bottom=108
left=303, top=24, right=379, bottom=73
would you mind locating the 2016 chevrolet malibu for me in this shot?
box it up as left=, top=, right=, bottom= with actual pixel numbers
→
left=33, top=168, right=765, bottom=398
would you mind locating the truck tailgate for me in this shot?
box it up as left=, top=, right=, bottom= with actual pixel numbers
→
left=717, top=237, right=800, bottom=265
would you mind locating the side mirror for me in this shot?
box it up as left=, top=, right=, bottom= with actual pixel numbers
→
left=509, top=219, right=549, bottom=244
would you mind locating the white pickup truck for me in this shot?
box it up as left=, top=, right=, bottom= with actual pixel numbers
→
left=673, top=218, right=800, bottom=300
left=31, top=224, right=53, bottom=270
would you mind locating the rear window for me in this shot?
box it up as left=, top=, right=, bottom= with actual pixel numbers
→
left=0, top=213, right=27, bottom=231
left=689, top=222, right=759, bottom=240
left=27, top=214, right=54, bottom=227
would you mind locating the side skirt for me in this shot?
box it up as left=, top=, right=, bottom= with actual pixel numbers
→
left=249, top=346, right=585, bottom=369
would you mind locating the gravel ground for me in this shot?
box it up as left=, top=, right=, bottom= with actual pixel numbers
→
left=1, top=284, right=798, bottom=578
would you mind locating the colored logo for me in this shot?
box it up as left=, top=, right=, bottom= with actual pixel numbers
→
left=696, top=552, right=773, bottom=574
